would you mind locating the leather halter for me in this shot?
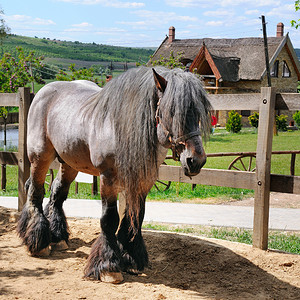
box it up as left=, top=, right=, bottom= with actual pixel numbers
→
left=155, top=97, right=201, bottom=161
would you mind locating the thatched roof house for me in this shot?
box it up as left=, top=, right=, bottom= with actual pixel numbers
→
left=150, top=24, right=300, bottom=125
left=150, top=24, right=300, bottom=94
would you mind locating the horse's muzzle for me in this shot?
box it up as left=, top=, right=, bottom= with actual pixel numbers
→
left=180, top=151, right=207, bottom=177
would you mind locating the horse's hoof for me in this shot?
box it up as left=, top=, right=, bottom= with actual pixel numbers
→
left=100, top=272, right=124, bottom=284
left=31, top=246, right=51, bottom=257
left=51, top=240, right=68, bottom=251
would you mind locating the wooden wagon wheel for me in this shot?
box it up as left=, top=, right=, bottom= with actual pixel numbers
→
left=44, top=169, right=54, bottom=191
left=154, top=162, right=171, bottom=192
left=228, top=154, right=256, bottom=172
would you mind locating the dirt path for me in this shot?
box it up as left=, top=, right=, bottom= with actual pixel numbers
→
left=1, top=206, right=299, bottom=300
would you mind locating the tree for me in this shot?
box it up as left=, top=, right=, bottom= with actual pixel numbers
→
left=144, top=51, right=185, bottom=69
left=248, top=112, right=259, bottom=128
left=56, top=63, right=104, bottom=86
left=293, top=110, right=300, bottom=127
left=0, top=7, right=10, bottom=45
left=0, top=46, right=45, bottom=93
left=226, top=110, right=242, bottom=133
left=291, top=0, right=300, bottom=28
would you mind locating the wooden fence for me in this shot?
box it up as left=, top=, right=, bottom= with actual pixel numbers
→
left=0, top=86, right=299, bottom=250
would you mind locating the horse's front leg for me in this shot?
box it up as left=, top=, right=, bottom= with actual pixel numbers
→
left=84, top=171, right=123, bottom=283
left=117, top=195, right=148, bottom=274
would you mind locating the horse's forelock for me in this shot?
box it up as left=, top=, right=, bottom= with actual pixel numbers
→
left=159, top=69, right=212, bottom=141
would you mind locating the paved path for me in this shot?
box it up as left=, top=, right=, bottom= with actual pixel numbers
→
left=1, top=196, right=299, bottom=231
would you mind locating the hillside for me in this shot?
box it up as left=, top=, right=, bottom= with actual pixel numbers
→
left=0, top=34, right=154, bottom=65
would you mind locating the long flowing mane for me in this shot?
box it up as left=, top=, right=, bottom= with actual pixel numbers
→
left=83, top=66, right=211, bottom=221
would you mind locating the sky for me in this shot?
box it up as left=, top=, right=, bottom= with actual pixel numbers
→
left=1, top=0, right=300, bottom=49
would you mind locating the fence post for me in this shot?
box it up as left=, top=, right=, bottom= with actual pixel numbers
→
left=18, top=87, right=31, bottom=211
left=253, top=87, right=276, bottom=249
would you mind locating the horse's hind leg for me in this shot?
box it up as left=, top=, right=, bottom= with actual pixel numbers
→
left=44, top=163, right=78, bottom=250
left=17, top=159, right=52, bottom=256
left=117, top=195, right=148, bottom=274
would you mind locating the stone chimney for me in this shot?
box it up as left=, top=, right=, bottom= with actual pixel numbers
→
left=168, top=26, right=175, bottom=43
left=276, top=22, right=284, bottom=37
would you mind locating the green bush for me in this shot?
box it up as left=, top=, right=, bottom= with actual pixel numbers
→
left=276, top=114, right=288, bottom=131
left=293, top=110, right=300, bottom=127
left=226, top=110, right=242, bottom=133
left=248, top=112, right=259, bottom=128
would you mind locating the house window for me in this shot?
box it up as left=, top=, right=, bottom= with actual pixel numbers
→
left=282, top=61, right=291, bottom=77
left=241, top=110, right=251, bottom=117
left=270, top=60, right=279, bottom=77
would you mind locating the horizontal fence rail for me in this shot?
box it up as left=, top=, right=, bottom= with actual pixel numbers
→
left=207, top=93, right=300, bottom=110
left=0, top=93, right=20, bottom=107
left=158, top=165, right=300, bottom=194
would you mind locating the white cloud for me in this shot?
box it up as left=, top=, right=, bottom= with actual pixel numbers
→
left=4, top=14, right=56, bottom=26
left=57, top=0, right=145, bottom=8
left=245, top=10, right=260, bottom=15
left=217, top=0, right=280, bottom=6
left=203, top=10, right=234, bottom=18
left=165, top=0, right=210, bottom=7
left=266, top=4, right=295, bottom=19
left=130, top=10, right=198, bottom=26
left=206, top=21, right=224, bottom=27
left=71, top=22, right=93, bottom=28
left=65, top=23, right=93, bottom=32
left=165, top=0, right=280, bottom=7
left=95, top=27, right=126, bottom=35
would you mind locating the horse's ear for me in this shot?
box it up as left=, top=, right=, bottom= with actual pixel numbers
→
left=152, top=68, right=167, bottom=93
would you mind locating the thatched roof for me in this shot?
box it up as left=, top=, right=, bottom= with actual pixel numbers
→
left=150, top=35, right=300, bottom=82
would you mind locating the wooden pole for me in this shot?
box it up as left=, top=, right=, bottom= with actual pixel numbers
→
left=1, top=164, right=6, bottom=191
left=18, top=87, right=31, bottom=211
left=261, top=15, right=271, bottom=87
left=92, top=175, right=98, bottom=196
left=253, top=87, right=276, bottom=250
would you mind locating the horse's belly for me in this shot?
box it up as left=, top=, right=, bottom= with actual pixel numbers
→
left=58, top=152, right=100, bottom=176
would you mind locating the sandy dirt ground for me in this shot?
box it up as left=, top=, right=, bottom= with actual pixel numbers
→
left=0, top=205, right=300, bottom=300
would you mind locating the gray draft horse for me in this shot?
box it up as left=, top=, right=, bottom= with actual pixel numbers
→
left=17, top=66, right=212, bottom=283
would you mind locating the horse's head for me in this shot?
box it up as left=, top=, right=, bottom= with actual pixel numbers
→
left=153, top=68, right=211, bottom=177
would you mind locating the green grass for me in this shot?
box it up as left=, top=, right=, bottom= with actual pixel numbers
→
left=142, top=223, right=300, bottom=254
left=0, top=128, right=299, bottom=201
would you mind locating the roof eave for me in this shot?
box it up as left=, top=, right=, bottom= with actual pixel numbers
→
left=147, top=36, right=168, bottom=65
left=260, top=34, right=300, bottom=81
